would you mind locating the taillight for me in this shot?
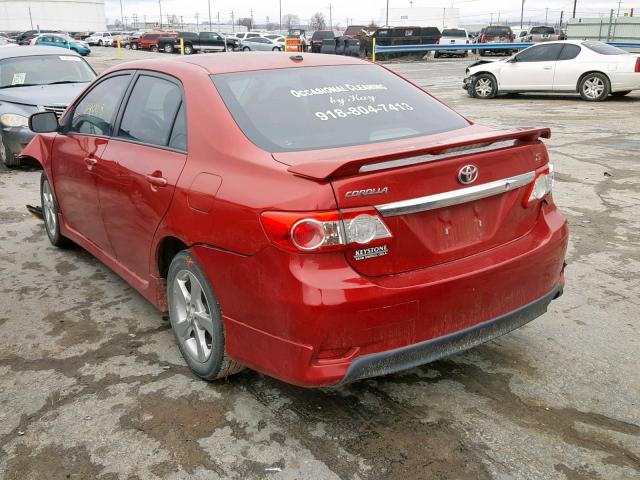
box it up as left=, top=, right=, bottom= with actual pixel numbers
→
left=261, top=209, right=392, bottom=253
left=524, top=164, right=554, bottom=207
left=635, top=57, right=640, bottom=72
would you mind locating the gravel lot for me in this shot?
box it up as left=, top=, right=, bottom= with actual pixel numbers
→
left=1, top=47, right=639, bottom=480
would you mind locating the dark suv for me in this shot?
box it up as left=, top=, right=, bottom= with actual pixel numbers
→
left=157, top=31, right=239, bottom=54
left=311, top=30, right=335, bottom=53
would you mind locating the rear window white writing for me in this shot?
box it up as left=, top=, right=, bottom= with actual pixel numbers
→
left=290, top=83, right=387, bottom=98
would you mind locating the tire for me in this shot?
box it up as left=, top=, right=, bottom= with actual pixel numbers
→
left=611, top=90, right=631, bottom=97
left=0, top=134, right=19, bottom=167
left=463, top=51, right=469, bottom=57
left=124, top=44, right=130, bottom=49
left=151, top=45, right=159, bottom=53
left=184, top=44, right=193, bottom=55
left=272, top=46, right=280, bottom=51
left=164, top=44, right=173, bottom=54
left=434, top=51, right=440, bottom=58
left=98, top=40, right=103, bottom=46
left=167, top=250, right=244, bottom=381
left=579, top=73, right=610, bottom=101
left=131, top=43, right=138, bottom=50
left=471, top=73, right=498, bottom=99
left=242, top=46, right=250, bottom=51
left=40, top=173, right=70, bottom=248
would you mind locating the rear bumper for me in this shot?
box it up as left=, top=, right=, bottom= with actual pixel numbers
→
left=192, top=203, right=568, bottom=387
left=339, top=283, right=561, bottom=385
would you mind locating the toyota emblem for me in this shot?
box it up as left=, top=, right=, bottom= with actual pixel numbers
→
left=458, top=165, right=479, bottom=185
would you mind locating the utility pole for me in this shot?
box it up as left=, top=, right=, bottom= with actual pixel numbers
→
left=497, top=12, right=501, bottom=23
left=180, top=16, right=183, bottom=29
left=119, top=0, right=124, bottom=30
left=617, top=0, right=622, bottom=17
left=545, top=7, right=549, bottom=24
left=208, top=0, right=212, bottom=31
left=279, top=0, right=282, bottom=33
left=520, top=0, right=525, bottom=28
left=329, top=4, right=333, bottom=31
left=28, top=7, right=33, bottom=29
left=572, top=0, right=577, bottom=18
left=195, top=12, right=199, bottom=32
left=158, top=0, right=163, bottom=29
left=559, top=10, right=564, bottom=28
left=250, top=8, right=254, bottom=30
left=386, top=0, right=389, bottom=26
left=490, top=12, right=493, bottom=25
left=606, top=8, right=614, bottom=41
left=231, top=10, right=235, bottom=32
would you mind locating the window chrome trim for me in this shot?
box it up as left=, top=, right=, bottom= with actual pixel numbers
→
left=359, top=140, right=518, bottom=174
left=376, top=171, right=536, bottom=217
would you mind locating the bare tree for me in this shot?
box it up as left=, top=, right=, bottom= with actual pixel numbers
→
left=282, top=13, right=300, bottom=30
left=238, top=17, right=253, bottom=30
left=266, top=22, right=279, bottom=31
left=309, top=12, right=326, bottom=30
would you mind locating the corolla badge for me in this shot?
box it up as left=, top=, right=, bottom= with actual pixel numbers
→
left=458, top=165, right=479, bottom=185
left=345, top=187, right=388, bottom=198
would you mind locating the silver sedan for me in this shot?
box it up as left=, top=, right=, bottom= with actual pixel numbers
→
left=240, top=37, right=282, bottom=52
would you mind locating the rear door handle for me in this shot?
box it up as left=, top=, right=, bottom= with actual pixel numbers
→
left=544, top=66, right=553, bottom=70
left=145, top=173, right=168, bottom=188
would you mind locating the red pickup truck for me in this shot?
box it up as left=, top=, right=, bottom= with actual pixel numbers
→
left=130, top=32, right=175, bottom=52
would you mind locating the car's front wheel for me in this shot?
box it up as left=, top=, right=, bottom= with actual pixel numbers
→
left=98, top=40, right=103, bottom=46
left=579, top=73, right=610, bottom=101
left=0, top=134, right=19, bottom=167
left=471, top=73, right=498, bottom=99
left=40, top=173, right=70, bottom=247
left=131, top=43, right=138, bottom=50
left=151, top=45, right=159, bottom=52
left=167, top=250, right=244, bottom=381
left=242, top=46, right=250, bottom=51
left=164, top=44, right=173, bottom=53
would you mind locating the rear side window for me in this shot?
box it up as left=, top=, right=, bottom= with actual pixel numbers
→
left=118, top=75, right=183, bottom=148
left=485, top=27, right=511, bottom=36
left=442, top=29, right=466, bottom=37
left=582, top=41, right=627, bottom=55
left=558, top=44, right=581, bottom=60
left=71, top=74, right=131, bottom=136
left=212, top=64, right=469, bottom=153
left=530, top=27, right=555, bottom=34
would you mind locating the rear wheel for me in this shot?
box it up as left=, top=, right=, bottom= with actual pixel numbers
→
left=184, top=44, right=193, bottom=55
left=471, top=73, right=498, bottom=99
left=272, top=46, right=280, bottom=51
left=579, top=73, right=609, bottom=101
left=98, top=40, right=103, bottom=46
left=164, top=44, right=173, bottom=53
left=40, top=173, right=70, bottom=247
left=151, top=45, right=159, bottom=53
left=167, top=250, right=244, bottom=381
left=242, top=46, right=250, bottom=51
left=131, top=43, right=138, bottom=50
left=611, top=90, right=631, bottom=97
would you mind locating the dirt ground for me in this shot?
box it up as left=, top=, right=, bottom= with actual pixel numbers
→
left=0, top=47, right=638, bottom=480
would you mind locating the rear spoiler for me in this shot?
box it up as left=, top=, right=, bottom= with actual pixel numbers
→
left=279, top=126, right=550, bottom=180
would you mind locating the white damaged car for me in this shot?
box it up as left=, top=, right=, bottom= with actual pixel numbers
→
left=464, top=40, right=640, bottom=101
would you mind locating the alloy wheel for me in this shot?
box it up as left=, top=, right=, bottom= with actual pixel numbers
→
left=0, top=136, right=6, bottom=164
left=171, top=270, right=214, bottom=363
left=583, top=77, right=605, bottom=100
left=475, top=78, right=493, bottom=97
left=42, top=179, right=57, bottom=237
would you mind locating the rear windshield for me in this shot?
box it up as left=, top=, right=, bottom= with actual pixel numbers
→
left=485, top=27, right=511, bottom=35
left=530, top=26, right=555, bottom=34
left=312, top=31, right=334, bottom=40
left=582, top=41, right=627, bottom=55
left=442, top=29, right=466, bottom=37
left=212, top=64, right=469, bottom=153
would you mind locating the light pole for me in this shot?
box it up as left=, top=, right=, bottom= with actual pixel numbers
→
left=572, top=0, right=577, bottom=18
left=520, top=0, right=525, bottom=29
left=158, top=0, right=163, bottom=29
left=208, top=0, right=212, bottom=31
left=119, top=0, right=125, bottom=30
left=386, top=0, right=389, bottom=26
left=279, top=0, right=282, bottom=34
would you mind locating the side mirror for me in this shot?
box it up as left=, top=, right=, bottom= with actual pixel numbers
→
left=508, top=56, right=518, bottom=63
left=29, top=112, right=59, bottom=133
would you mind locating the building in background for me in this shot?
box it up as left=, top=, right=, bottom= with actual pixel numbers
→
left=567, top=16, right=640, bottom=42
left=0, top=0, right=106, bottom=32
left=380, top=7, right=459, bottom=29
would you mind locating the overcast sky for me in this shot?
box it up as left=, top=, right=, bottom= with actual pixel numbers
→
left=104, top=1, right=636, bottom=26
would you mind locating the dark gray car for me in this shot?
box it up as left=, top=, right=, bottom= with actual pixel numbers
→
left=0, top=46, right=96, bottom=167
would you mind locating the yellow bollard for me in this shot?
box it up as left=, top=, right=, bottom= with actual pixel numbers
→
left=372, top=37, right=376, bottom=63
left=180, top=38, right=184, bottom=56
left=117, top=36, right=122, bottom=59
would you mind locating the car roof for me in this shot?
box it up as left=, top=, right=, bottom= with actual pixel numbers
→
left=0, top=45, right=81, bottom=59
left=106, top=52, right=366, bottom=76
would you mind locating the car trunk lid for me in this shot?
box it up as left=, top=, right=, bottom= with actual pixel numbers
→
left=275, top=125, right=550, bottom=276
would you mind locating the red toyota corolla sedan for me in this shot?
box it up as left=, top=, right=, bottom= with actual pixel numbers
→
left=24, top=53, right=568, bottom=387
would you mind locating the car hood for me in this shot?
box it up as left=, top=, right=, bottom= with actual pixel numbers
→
left=467, top=58, right=507, bottom=72
left=0, top=82, right=89, bottom=107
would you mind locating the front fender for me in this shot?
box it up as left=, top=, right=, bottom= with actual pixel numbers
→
left=18, top=133, right=57, bottom=170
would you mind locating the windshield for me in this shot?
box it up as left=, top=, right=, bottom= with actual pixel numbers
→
left=530, top=26, right=555, bottom=34
left=442, top=29, right=466, bottom=37
left=0, top=55, right=95, bottom=88
left=582, top=41, right=627, bottom=55
left=212, top=64, right=469, bottom=153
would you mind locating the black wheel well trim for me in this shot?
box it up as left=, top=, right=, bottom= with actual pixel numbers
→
left=472, top=71, right=499, bottom=89
left=577, top=70, right=610, bottom=92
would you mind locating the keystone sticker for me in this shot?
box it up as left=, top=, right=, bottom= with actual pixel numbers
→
left=353, top=245, right=389, bottom=261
